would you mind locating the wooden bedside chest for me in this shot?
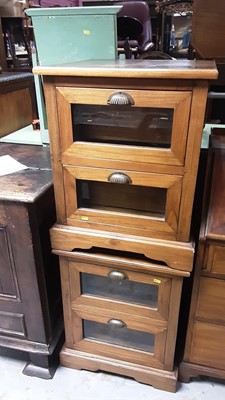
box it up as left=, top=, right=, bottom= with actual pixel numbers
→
left=179, top=131, right=225, bottom=382
left=34, top=59, right=217, bottom=391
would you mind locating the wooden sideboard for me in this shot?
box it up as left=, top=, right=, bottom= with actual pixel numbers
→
left=0, top=143, right=63, bottom=378
left=179, top=130, right=225, bottom=382
left=34, top=59, right=217, bottom=391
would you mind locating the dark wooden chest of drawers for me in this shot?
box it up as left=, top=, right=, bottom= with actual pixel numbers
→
left=0, top=143, right=63, bottom=378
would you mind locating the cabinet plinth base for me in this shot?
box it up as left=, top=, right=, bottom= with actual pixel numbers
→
left=179, top=361, right=225, bottom=383
left=60, top=345, right=178, bottom=392
left=23, top=362, right=56, bottom=380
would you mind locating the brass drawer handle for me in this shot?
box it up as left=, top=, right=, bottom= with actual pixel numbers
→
left=108, top=172, right=132, bottom=184
left=108, top=270, right=128, bottom=281
left=107, top=319, right=127, bottom=328
left=107, top=92, right=135, bottom=106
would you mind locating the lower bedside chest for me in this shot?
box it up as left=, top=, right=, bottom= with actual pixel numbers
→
left=52, top=237, right=193, bottom=392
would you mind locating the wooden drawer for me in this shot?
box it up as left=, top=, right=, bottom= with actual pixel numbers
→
left=189, top=321, right=225, bottom=370
left=56, top=87, right=192, bottom=171
left=72, top=305, right=167, bottom=369
left=196, top=277, right=225, bottom=325
left=56, top=249, right=184, bottom=370
left=69, top=257, right=171, bottom=321
left=63, top=165, right=183, bottom=240
left=204, top=245, right=225, bottom=276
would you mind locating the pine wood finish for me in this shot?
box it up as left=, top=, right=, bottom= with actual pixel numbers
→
left=179, top=132, right=225, bottom=383
left=34, top=60, right=217, bottom=391
left=56, top=249, right=183, bottom=391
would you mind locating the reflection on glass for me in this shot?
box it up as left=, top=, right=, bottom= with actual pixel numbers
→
left=81, top=273, right=158, bottom=307
left=77, top=180, right=166, bottom=219
left=83, top=320, right=155, bottom=352
left=72, top=105, right=173, bottom=148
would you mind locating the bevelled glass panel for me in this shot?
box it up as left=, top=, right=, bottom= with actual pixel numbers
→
left=81, top=273, right=158, bottom=308
left=72, top=105, right=173, bottom=148
left=76, top=180, right=166, bottom=219
left=83, top=320, right=154, bottom=352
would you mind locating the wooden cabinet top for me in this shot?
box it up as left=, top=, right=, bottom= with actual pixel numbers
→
left=33, top=59, right=218, bottom=80
left=203, top=133, right=225, bottom=241
left=0, top=143, right=52, bottom=203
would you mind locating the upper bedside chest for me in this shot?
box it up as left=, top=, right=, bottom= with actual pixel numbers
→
left=34, top=60, right=217, bottom=243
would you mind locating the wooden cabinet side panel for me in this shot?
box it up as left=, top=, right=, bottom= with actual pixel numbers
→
left=183, top=244, right=205, bottom=361
left=44, top=82, right=67, bottom=223
left=177, top=83, right=209, bottom=242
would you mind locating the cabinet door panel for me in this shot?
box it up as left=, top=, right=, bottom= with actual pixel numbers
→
left=205, top=245, right=225, bottom=276
left=56, top=87, right=191, bottom=168
left=0, top=226, right=17, bottom=298
left=189, top=321, right=225, bottom=370
left=196, top=277, right=225, bottom=325
left=0, top=311, right=25, bottom=337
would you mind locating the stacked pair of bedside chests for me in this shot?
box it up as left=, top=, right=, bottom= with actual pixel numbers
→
left=35, top=60, right=217, bottom=392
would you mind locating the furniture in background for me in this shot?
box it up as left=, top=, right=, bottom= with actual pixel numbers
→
left=0, top=143, right=63, bottom=378
left=26, top=6, right=120, bottom=67
left=179, top=130, right=225, bottom=383
left=190, top=0, right=225, bottom=125
left=0, top=72, right=36, bottom=139
left=25, top=5, right=121, bottom=145
left=155, top=0, right=193, bottom=56
left=82, top=1, right=162, bottom=50
left=117, top=1, right=154, bottom=59
left=190, top=0, right=225, bottom=60
left=0, top=13, right=33, bottom=72
left=0, top=17, right=32, bottom=71
left=34, top=59, right=217, bottom=392
left=31, top=0, right=81, bottom=5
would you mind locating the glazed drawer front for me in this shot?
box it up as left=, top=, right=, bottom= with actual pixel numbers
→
left=83, top=319, right=154, bottom=353
left=58, top=249, right=183, bottom=369
left=69, top=253, right=169, bottom=367
left=72, top=304, right=167, bottom=368
left=189, top=321, right=225, bottom=370
left=57, top=87, right=192, bottom=169
left=69, top=257, right=171, bottom=321
left=196, top=277, right=225, bottom=325
left=63, top=165, right=183, bottom=240
left=205, top=245, right=225, bottom=276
